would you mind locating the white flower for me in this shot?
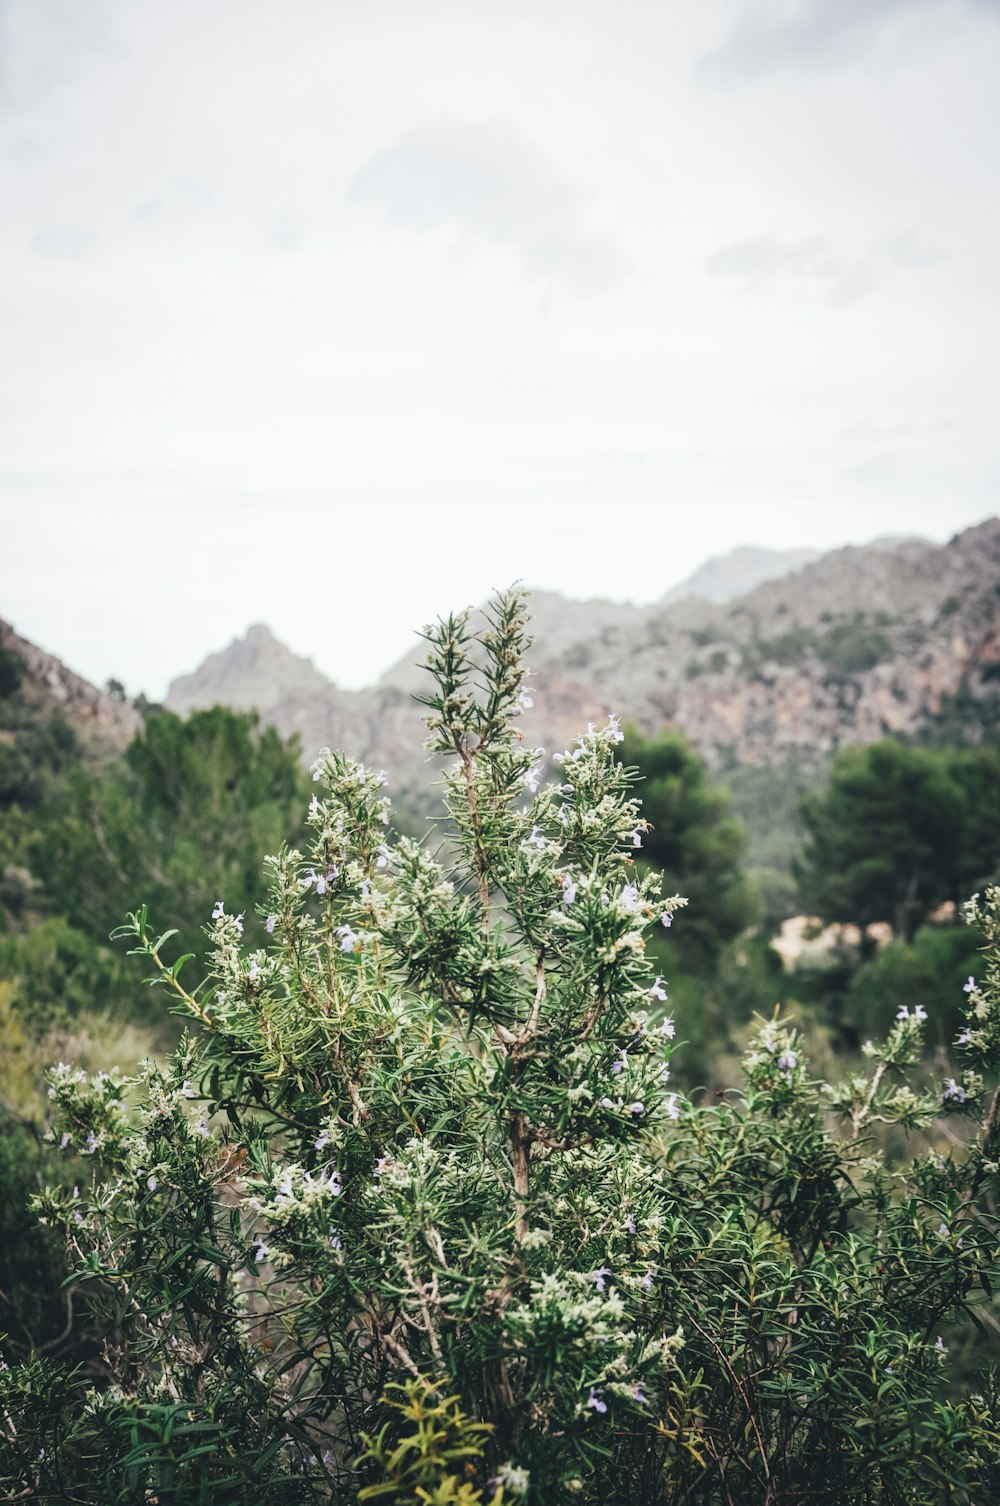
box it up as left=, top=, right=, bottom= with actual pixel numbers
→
left=650, top=977, right=668, bottom=1002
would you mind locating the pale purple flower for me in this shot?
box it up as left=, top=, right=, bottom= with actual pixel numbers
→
left=374, top=1156, right=389, bottom=1177
left=587, top=1387, right=608, bottom=1413
left=265, top=915, right=277, bottom=934
left=610, top=1051, right=628, bottom=1075
left=310, top=759, right=323, bottom=782
left=607, top=713, right=623, bottom=742
left=359, top=878, right=371, bottom=900
left=934, top=1336, right=947, bottom=1353
left=943, top=1078, right=967, bottom=1104
left=897, top=1005, right=927, bottom=1023
left=777, top=1051, right=797, bottom=1073
left=524, top=767, right=542, bottom=794
left=147, top=1174, right=158, bottom=1192
left=640, top=1270, right=653, bottom=1292
left=659, top=1063, right=671, bottom=1084
left=624, top=1214, right=637, bottom=1234
left=74, top=1209, right=84, bottom=1225
left=337, top=924, right=360, bottom=953
left=562, top=878, right=577, bottom=907
left=181, top=1079, right=196, bottom=1098
left=60, top=1132, right=70, bottom=1149
left=620, top=884, right=641, bottom=913
left=247, top=960, right=261, bottom=982
left=650, top=977, right=668, bottom=1002
left=600, top=1096, right=615, bottom=1108
left=315, top=1130, right=330, bottom=1151
left=253, top=1240, right=269, bottom=1262
left=85, top=1131, right=97, bottom=1154
left=513, top=687, right=534, bottom=716
left=664, top=1093, right=680, bottom=1121
left=375, top=844, right=391, bottom=869
left=633, top=1384, right=647, bottom=1404
left=964, top=976, right=976, bottom=994
left=196, top=1119, right=210, bottom=1138
left=211, top=899, right=225, bottom=921
left=631, top=829, right=643, bottom=848
left=234, top=913, right=244, bottom=936
left=591, top=1266, right=612, bottom=1293
left=937, top=1222, right=951, bottom=1240
left=526, top=825, right=546, bottom=852
left=216, top=990, right=226, bottom=1005
left=308, top=793, right=320, bottom=815
left=329, top=1234, right=342, bottom=1251
left=658, top=1016, right=675, bottom=1039
left=629, top=1102, right=645, bottom=1117
left=956, top=1026, right=973, bottom=1045
left=661, top=911, right=673, bottom=929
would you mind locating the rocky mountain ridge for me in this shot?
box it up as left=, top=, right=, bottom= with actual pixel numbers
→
left=0, top=617, right=141, bottom=755
left=157, top=521, right=1000, bottom=805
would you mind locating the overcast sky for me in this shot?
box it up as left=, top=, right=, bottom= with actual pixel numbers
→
left=2, top=0, right=998, bottom=697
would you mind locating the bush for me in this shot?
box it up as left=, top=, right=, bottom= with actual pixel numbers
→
left=3, top=591, right=1000, bottom=1505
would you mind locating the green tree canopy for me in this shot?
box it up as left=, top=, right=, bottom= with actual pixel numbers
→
left=795, top=739, right=1000, bottom=941
left=33, top=706, right=310, bottom=954
left=616, top=726, right=757, bottom=973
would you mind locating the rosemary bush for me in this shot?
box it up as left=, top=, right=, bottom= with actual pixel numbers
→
left=3, top=589, right=1000, bottom=1505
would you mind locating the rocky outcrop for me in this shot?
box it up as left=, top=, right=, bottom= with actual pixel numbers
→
left=0, top=617, right=140, bottom=753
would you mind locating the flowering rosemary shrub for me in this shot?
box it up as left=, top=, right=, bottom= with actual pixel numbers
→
left=3, top=589, right=1000, bottom=1505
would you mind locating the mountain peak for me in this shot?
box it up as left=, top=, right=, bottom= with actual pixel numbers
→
left=660, top=545, right=822, bottom=607
left=166, top=622, right=332, bottom=718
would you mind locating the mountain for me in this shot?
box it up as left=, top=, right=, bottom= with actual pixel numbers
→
left=162, top=521, right=1000, bottom=804
left=0, top=616, right=140, bottom=756
left=659, top=545, right=822, bottom=606
left=165, top=622, right=332, bottom=718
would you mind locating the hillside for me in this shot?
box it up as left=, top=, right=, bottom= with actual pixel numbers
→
left=160, top=521, right=1000, bottom=803
left=0, top=617, right=140, bottom=758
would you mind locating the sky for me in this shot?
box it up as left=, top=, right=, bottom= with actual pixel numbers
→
left=1, top=0, right=998, bottom=697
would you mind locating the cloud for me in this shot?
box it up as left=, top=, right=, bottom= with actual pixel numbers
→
left=699, top=0, right=952, bottom=79
left=31, top=225, right=97, bottom=259
left=349, top=116, right=630, bottom=297
left=705, top=229, right=945, bottom=303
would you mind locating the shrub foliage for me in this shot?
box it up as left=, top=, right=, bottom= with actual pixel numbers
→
left=3, top=591, right=1000, bottom=1505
